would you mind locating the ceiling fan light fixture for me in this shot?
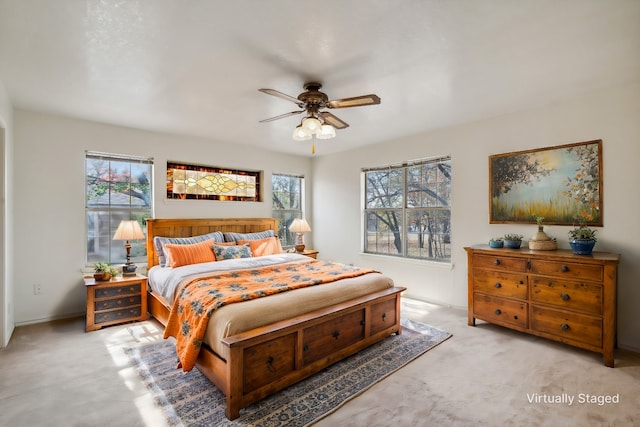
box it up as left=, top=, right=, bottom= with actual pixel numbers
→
left=292, top=125, right=312, bottom=141
left=301, top=117, right=321, bottom=134
left=317, top=124, right=336, bottom=139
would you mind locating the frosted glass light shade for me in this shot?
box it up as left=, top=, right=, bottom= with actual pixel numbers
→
left=317, top=124, right=336, bottom=139
left=301, top=117, right=321, bottom=134
left=292, top=125, right=312, bottom=141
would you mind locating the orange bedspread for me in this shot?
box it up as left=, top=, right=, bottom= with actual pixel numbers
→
left=163, top=258, right=377, bottom=371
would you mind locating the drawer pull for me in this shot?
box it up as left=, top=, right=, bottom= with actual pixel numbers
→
left=560, top=293, right=571, bottom=301
left=494, top=283, right=502, bottom=289
left=303, top=344, right=309, bottom=352
left=494, top=309, right=502, bottom=315
left=266, top=356, right=276, bottom=372
left=493, top=259, right=501, bottom=266
left=560, top=323, right=570, bottom=331
left=381, top=312, right=387, bottom=322
left=332, top=330, right=340, bottom=339
left=561, top=265, right=569, bottom=272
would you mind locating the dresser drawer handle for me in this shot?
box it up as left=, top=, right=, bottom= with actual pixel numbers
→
left=332, top=330, right=340, bottom=339
left=560, top=293, right=570, bottom=301
left=561, top=265, right=569, bottom=272
left=494, top=283, right=502, bottom=289
left=493, top=259, right=501, bottom=266
left=560, top=323, right=570, bottom=331
left=266, top=356, right=276, bottom=372
left=494, top=309, right=502, bottom=315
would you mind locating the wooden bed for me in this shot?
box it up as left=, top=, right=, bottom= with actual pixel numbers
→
left=145, top=217, right=405, bottom=420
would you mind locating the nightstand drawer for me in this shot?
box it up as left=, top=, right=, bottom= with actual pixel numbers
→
left=95, top=283, right=142, bottom=298
left=95, top=306, right=142, bottom=324
left=95, top=295, right=142, bottom=311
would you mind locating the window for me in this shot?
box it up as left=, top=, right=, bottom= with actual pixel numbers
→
left=85, top=151, right=153, bottom=265
left=363, top=156, right=451, bottom=262
left=272, top=173, right=304, bottom=247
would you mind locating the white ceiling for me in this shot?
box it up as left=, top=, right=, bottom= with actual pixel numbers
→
left=1, top=1, right=639, bottom=157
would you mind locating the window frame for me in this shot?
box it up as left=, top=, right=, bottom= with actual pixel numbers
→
left=85, top=151, right=154, bottom=266
left=363, top=156, right=451, bottom=262
left=271, top=173, right=305, bottom=248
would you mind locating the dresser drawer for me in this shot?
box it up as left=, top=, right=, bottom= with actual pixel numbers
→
left=473, top=269, right=528, bottom=299
left=303, top=309, right=365, bottom=366
left=95, top=306, right=142, bottom=324
left=529, top=260, right=602, bottom=282
left=95, top=295, right=142, bottom=311
left=243, top=333, right=296, bottom=393
left=95, top=283, right=142, bottom=298
left=370, top=298, right=398, bottom=336
left=531, top=278, right=602, bottom=315
left=473, top=254, right=528, bottom=272
left=473, top=293, right=528, bottom=328
left=531, top=306, right=602, bottom=348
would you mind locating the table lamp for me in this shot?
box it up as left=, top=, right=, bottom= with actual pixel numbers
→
left=113, top=220, right=145, bottom=276
left=289, top=218, right=311, bottom=252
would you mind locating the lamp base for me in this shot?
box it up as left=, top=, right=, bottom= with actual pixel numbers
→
left=122, top=263, right=137, bottom=276
left=295, top=244, right=306, bottom=253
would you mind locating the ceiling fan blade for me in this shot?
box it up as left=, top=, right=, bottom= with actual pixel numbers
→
left=327, top=94, right=381, bottom=109
left=320, top=111, right=349, bottom=129
left=258, top=88, right=304, bottom=106
left=259, top=110, right=304, bottom=123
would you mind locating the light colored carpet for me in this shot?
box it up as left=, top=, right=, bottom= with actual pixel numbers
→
left=0, top=298, right=638, bottom=426
left=125, top=320, right=451, bottom=426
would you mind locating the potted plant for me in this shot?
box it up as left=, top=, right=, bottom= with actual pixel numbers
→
left=568, top=224, right=597, bottom=255
left=489, top=238, right=504, bottom=248
left=503, top=233, right=523, bottom=249
left=93, top=262, right=112, bottom=281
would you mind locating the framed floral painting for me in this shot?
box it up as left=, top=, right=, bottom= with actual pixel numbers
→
left=489, top=140, right=602, bottom=226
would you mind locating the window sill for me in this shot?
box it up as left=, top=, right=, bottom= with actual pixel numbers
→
left=359, top=252, right=454, bottom=270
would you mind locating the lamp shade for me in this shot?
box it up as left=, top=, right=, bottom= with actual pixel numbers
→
left=292, top=125, right=312, bottom=141
left=301, top=117, right=321, bottom=134
left=289, top=218, right=311, bottom=233
left=113, top=220, right=145, bottom=241
left=317, top=124, right=336, bottom=139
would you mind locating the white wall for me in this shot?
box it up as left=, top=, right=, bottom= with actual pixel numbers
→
left=0, top=79, right=14, bottom=347
left=312, top=82, right=640, bottom=351
left=12, top=110, right=311, bottom=324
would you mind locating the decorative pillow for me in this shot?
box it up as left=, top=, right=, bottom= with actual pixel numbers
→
left=163, top=239, right=216, bottom=268
left=212, top=243, right=252, bottom=260
left=154, top=231, right=224, bottom=266
left=223, top=229, right=275, bottom=244
left=237, top=237, right=283, bottom=257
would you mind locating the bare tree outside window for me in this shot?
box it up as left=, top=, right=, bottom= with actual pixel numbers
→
left=272, top=174, right=304, bottom=247
left=364, top=157, right=451, bottom=262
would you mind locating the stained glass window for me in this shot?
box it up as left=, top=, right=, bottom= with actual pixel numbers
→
left=167, top=162, right=261, bottom=201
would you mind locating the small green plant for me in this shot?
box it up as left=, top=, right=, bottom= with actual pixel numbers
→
left=93, top=261, right=110, bottom=272
left=490, top=237, right=503, bottom=242
left=503, top=233, right=523, bottom=242
left=532, top=214, right=544, bottom=225
left=107, top=266, right=119, bottom=277
left=568, top=225, right=597, bottom=242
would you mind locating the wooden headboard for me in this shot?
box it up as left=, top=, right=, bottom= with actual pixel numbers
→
left=145, top=218, right=279, bottom=268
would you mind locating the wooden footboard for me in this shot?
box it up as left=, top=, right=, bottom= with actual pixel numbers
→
left=147, top=286, right=405, bottom=420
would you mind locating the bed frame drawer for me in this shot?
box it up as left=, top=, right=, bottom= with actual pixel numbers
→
left=302, top=309, right=365, bottom=365
left=243, top=333, right=296, bottom=393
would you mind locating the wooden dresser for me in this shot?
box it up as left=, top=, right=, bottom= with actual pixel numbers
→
left=465, top=245, right=619, bottom=367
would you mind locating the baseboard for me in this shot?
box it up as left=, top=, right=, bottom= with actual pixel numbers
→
left=14, top=311, right=85, bottom=327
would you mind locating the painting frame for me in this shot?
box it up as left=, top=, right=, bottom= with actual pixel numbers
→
left=489, top=140, right=603, bottom=226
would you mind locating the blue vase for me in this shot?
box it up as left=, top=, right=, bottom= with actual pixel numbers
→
left=569, top=239, right=596, bottom=255
left=504, top=240, right=522, bottom=249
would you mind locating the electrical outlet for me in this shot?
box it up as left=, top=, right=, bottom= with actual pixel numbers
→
left=33, top=284, right=43, bottom=295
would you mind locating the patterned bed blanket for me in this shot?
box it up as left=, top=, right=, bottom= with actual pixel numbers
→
left=163, top=258, right=377, bottom=371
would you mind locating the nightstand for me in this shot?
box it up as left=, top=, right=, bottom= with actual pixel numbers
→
left=84, top=274, right=148, bottom=332
left=300, top=249, right=319, bottom=259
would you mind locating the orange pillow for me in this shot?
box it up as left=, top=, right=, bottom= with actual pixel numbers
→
left=163, top=238, right=216, bottom=268
left=237, top=237, right=283, bottom=257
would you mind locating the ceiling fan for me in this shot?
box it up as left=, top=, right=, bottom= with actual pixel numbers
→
left=258, top=82, right=381, bottom=141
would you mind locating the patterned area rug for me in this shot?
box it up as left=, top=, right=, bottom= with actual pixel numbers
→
left=125, top=319, right=451, bottom=426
